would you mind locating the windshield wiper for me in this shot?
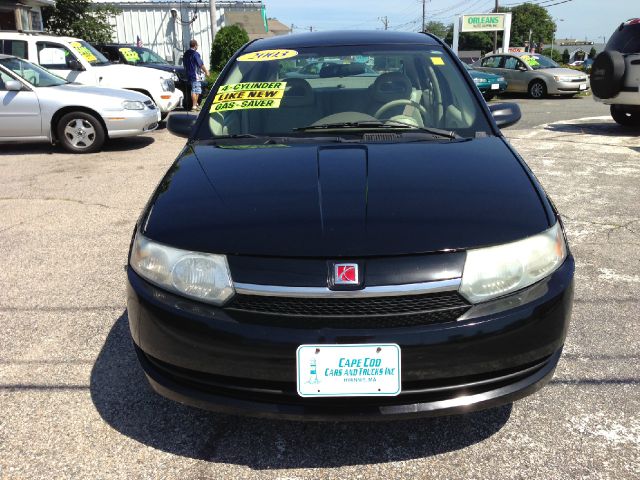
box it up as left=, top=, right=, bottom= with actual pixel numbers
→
left=294, top=120, right=460, bottom=140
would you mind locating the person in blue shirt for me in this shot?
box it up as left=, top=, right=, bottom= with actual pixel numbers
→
left=183, top=39, right=209, bottom=111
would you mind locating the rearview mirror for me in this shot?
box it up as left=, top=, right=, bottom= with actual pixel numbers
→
left=5, top=80, right=22, bottom=91
left=489, top=102, right=521, bottom=129
left=167, top=113, right=197, bottom=138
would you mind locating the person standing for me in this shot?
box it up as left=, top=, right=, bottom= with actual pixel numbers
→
left=183, top=39, right=209, bottom=111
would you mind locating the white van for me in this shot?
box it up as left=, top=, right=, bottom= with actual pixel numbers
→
left=0, top=32, right=183, bottom=116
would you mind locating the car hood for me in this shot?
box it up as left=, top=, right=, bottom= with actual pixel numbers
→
left=468, top=69, right=502, bottom=81
left=538, top=67, right=586, bottom=77
left=44, top=83, right=150, bottom=102
left=94, top=63, right=172, bottom=81
left=142, top=138, right=553, bottom=257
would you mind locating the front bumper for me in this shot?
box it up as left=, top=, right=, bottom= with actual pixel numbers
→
left=548, top=80, right=590, bottom=95
left=154, top=89, right=184, bottom=113
left=127, top=256, right=574, bottom=420
left=104, top=108, right=159, bottom=138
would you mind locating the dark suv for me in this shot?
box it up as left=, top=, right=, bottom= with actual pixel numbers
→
left=591, top=19, right=640, bottom=126
left=93, top=43, right=192, bottom=110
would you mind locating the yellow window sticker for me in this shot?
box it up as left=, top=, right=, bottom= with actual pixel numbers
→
left=521, top=55, right=539, bottom=66
left=430, top=57, right=445, bottom=66
left=211, top=82, right=287, bottom=112
left=70, top=42, right=97, bottom=62
left=119, top=48, right=140, bottom=62
left=237, top=49, right=298, bottom=62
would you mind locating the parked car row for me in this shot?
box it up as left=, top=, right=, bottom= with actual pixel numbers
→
left=0, top=54, right=159, bottom=153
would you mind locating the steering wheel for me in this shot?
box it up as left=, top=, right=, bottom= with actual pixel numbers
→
left=374, top=99, right=427, bottom=123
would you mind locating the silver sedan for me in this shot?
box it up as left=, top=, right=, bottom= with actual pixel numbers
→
left=472, top=52, right=590, bottom=99
left=0, top=54, right=159, bottom=153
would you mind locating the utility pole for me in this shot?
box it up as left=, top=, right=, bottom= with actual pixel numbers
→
left=379, top=16, right=389, bottom=30
left=422, top=0, right=426, bottom=32
left=493, top=0, right=498, bottom=53
left=210, top=0, right=217, bottom=45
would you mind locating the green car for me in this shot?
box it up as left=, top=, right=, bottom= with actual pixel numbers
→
left=464, top=63, right=507, bottom=101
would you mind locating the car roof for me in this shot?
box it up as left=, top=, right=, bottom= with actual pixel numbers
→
left=0, top=54, right=15, bottom=59
left=0, top=31, right=81, bottom=42
left=243, top=31, right=440, bottom=52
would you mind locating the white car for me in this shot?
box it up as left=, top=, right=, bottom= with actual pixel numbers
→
left=0, top=32, right=183, bottom=117
left=591, top=18, right=640, bottom=126
left=0, top=55, right=159, bottom=153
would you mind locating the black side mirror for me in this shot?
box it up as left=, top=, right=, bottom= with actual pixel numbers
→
left=68, top=58, right=85, bottom=71
left=167, top=113, right=197, bottom=138
left=489, top=102, right=521, bottom=129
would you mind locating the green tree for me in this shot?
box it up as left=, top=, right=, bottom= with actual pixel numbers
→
left=588, top=47, right=597, bottom=59
left=562, top=48, right=570, bottom=64
left=42, top=0, right=120, bottom=44
left=210, top=25, right=249, bottom=75
left=424, top=21, right=450, bottom=39
left=444, top=29, right=494, bottom=55
left=504, top=3, right=555, bottom=48
left=541, top=47, right=562, bottom=62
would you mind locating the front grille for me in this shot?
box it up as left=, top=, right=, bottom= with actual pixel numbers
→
left=225, top=291, right=470, bottom=329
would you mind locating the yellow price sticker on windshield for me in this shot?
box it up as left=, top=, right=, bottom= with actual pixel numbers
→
left=430, top=57, right=445, bottom=65
left=119, top=48, right=140, bottom=62
left=70, top=42, right=97, bottom=62
left=237, top=49, right=298, bottom=62
left=211, top=81, right=287, bottom=112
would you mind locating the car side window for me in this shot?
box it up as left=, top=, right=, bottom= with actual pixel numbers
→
left=0, top=40, right=28, bottom=58
left=482, top=56, right=502, bottom=68
left=504, top=57, right=525, bottom=70
left=36, top=41, right=76, bottom=69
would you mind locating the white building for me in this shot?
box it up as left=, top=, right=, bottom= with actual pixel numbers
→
left=94, top=0, right=265, bottom=68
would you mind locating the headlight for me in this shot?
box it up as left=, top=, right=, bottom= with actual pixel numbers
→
left=122, top=100, right=145, bottom=110
left=161, top=78, right=175, bottom=92
left=496, top=77, right=505, bottom=82
left=553, top=76, right=577, bottom=82
left=130, top=233, right=234, bottom=305
left=460, top=222, right=567, bottom=304
left=473, top=77, right=483, bottom=84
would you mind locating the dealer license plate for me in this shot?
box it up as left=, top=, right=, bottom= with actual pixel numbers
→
left=491, top=83, right=500, bottom=90
left=296, top=344, right=401, bottom=397
left=579, top=84, right=587, bottom=90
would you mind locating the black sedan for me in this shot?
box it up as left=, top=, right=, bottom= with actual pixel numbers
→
left=127, top=31, right=574, bottom=420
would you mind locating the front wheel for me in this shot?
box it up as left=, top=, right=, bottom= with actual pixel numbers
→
left=610, top=105, right=640, bottom=127
left=528, top=80, right=547, bottom=99
left=483, top=93, right=495, bottom=102
left=57, top=112, right=105, bottom=153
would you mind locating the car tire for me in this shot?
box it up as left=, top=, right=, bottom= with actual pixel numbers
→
left=57, top=111, right=105, bottom=154
left=528, top=80, right=547, bottom=99
left=590, top=51, right=625, bottom=99
left=483, top=93, right=495, bottom=101
left=610, top=105, right=640, bottom=127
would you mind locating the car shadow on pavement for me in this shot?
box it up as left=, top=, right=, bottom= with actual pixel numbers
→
left=544, top=121, right=640, bottom=137
left=0, top=136, right=155, bottom=156
left=91, top=312, right=512, bottom=468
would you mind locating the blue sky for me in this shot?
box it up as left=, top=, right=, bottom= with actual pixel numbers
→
left=266, top=0, right=636, bottom=43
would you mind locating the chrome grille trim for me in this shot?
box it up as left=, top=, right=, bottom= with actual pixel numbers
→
left=233, top=278, right=461, bottom=298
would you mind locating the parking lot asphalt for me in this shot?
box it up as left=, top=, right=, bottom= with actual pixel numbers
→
left=1, top=98, right=639, bottom=480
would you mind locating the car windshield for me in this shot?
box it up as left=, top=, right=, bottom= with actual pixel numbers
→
left=69, top=40, right=110, bottom=66
left=119, top=46, right=168, bottom=65
left=199, top=44, right=491, bottom=140
left=520, top=54, right=559, bottom=70
left=0, top=57, right=67, bottom=87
